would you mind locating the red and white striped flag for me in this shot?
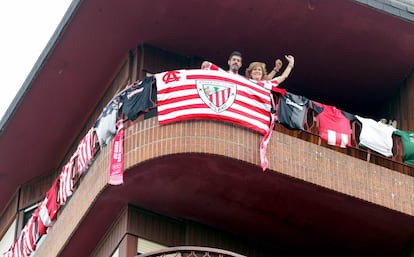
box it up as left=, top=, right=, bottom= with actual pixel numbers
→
left=155, top=69, right=273, bottom=135
left=58, top=153, right=77, bottom=205
left=76, top=128, right=95, bottom=175
left=11, top=236, right=22, bottom=257
left=20, top=216, right=38, bottom=256
left=156, top=69, right=278, bottom=171
left=4, top=216, right=38, bottom=257
left=3, top=236, right=20, bottom=257
left=33, top=180, right=59, bottom=236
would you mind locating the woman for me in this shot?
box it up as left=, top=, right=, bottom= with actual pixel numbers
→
left=245, top=56, right=294, bottom=171
left=245, top=55, right=294, bottom=92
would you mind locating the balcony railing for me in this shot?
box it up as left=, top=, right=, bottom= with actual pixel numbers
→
left=269, top=93, right=412, bottom=175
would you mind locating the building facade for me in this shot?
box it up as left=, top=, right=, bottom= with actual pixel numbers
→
left=1, top=1, right=414, bottom=257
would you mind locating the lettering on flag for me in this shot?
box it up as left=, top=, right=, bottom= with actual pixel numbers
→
left=162, top=70, right=180, bottom=84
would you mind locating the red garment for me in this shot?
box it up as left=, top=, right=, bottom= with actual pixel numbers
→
left=76, top=128, right=95, bottom=174
left=21, top=216, right=38, bottom=256
left=33, top=179, right=59, bottom=235
left=58, top=153, right=76, bottom=205
left=312, top=102, right=352, bottom=148
left=108, top=120, right=125, bottom=185
left=5, top=214, right=39, bottom=257
left=254, top=79, right=286, bottom=96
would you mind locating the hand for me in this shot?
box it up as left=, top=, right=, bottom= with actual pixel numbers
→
left=274, top=59, right=282, bottom=72
left=201, top=61, right=210, bottom=69
left=285, top=55, right=294, bottom=66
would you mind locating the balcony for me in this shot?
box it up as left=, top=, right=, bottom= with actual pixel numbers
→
left=6, top=69, right=414, bottom=257
left=32, top=107, right=414, bottom=257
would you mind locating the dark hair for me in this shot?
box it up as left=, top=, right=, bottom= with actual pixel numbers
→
left=228, top=51, right=242, bottom=60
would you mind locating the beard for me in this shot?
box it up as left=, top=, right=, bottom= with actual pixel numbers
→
left=230, top=64, right=240, bottom=73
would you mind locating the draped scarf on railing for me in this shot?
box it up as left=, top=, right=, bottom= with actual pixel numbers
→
left=108, top=119, right=125, bottom=185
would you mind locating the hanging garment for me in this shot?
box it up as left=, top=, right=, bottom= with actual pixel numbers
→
left=312, top=102, right=355, bottom=148
left=108, top=120, right=125, bottom=185
left=33, top=179, right=59, bottom=236
left=277, top=92, right=310, bottom=130
left=94, top=99, right=118, bottom=148
left=76, top=128, right=96, bottom=175
left=20, top=216, right=38, bottom=256
left=119, top=76, right=156, bottom=121
left=356, top=115, right=396, bottom=157
left=4, top=215, right=38, bottom=257
left=393, top=130, right=414, bottom=164
left=57, top=153, right=77, bottom=205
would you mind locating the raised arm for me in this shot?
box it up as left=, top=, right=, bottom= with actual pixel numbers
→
left=200, top=61, right=223, bottom=72
left=265, top=59, right=283, bottom=80
left=272, top=55, right=294, bottom=84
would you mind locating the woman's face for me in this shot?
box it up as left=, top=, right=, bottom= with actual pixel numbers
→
left=251, top=66, right=263, bottom=80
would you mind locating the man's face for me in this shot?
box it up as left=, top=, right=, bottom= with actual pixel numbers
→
left=228, top=55, right=242, bottom=73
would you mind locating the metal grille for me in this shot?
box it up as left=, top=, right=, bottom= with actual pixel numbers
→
left=136, top=246, right=246, bottom=257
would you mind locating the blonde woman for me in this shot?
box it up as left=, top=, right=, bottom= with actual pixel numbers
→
left=245, top=55, right=294, bottom=92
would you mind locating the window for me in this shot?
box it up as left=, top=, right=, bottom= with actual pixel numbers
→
left=137, top=238, right=167, bottom=254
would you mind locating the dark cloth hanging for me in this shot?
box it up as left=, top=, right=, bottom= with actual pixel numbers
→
left=120, top=76, right=156, bottom=121
left=277, top=92, right=310, bottom=130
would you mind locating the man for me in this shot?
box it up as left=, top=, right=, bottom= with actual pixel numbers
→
left=201, top=51, right=243, bottom=74
left=201, top=51, right=282, bottom=79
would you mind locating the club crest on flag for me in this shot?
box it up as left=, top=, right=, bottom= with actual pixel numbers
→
left=196, top=80, right=236, bottom=113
